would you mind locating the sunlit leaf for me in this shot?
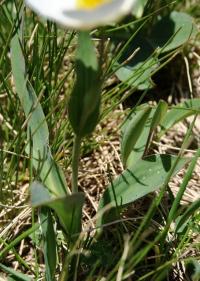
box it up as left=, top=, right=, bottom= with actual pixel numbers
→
left=113, top=11, right=197, bottom=90
left=31, top=181, right=84, bottom=237
left=150, top=11, right=198, bottom=52
left=68, top=32, right=101, bottom=137
left=158, top=98, right=200, bottom=138
left=150, top=100, right=168, bottom=133
left=115, top=36, right=157, bottom=90
left=10, top=14, right=69, bottom=196
left=121, top=105, right=151, bottom=166
left=98, top=154, right=188, bottom=224
left=126, top=101, right=168, bottom=167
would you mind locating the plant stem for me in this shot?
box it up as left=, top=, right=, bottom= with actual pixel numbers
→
left=60, top=135, right=81, bottom=280
left=71, top=134, right=81, bottom=193
left=59, top=254, right=69, bottom=281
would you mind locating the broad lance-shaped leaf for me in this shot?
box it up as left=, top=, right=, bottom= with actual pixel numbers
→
left=31, top=181, right=84, bottom=237
left=121, top=105, right=151, bottom=166
left=68, top=32, right=101, bottom=137
left=114, top=36, right=157, bottom=90
left=98, top=154, right=188, bottom=224
left=150, top=11, right=198, bottom=53
left=125, top=101, right=168, bottom=167
left=125, top=105, right=154, bottom=167
left=142, top=100, right=168, bottom=156
left=113, top=11, right=197, bottom=90
left=158, top=98, right=200, bottom=138
left=126, top=99, right=199, bottom=167
left=11, top=20, right=69, bottom=196
left=149, top=100, right=168, bottom=133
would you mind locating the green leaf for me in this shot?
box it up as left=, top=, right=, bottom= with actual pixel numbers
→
left=192, top=261, right=200, bottom=281
left=113, top=11, right=197, bottom=90
left=186, top=259, right=200, bottom=281
left=98, top=154, right=188, bottom=224
left=68, top=32, right=101, bottom=137
left=39, top=208, right=56, bottom=281
left=121, top=105, right=152, bottom=166
left=0, top=263, right=31, bottom=281
left=126, top=101, right=168, bottom=167
left=150, top=100, right=168, bottom=133
left=125, top=108, right=154, bottom=167
left=10, top=14, right=69, bottom=196
left=115, top=36, right=157, bottom=90
left=31, top=181, right=84, bottom=238
left=150, top=11, right=198, bottom=53
left=158, top=98, right=200, bottom=138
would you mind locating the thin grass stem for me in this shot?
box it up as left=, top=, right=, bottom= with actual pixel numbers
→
left=71, top=135, right=81, bottom=193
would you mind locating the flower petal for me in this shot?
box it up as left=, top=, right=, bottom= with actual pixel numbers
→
left=25, top=0, right=137, bottom=29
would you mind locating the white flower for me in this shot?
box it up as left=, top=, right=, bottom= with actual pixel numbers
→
left=25, top=0, right=137, bottom=29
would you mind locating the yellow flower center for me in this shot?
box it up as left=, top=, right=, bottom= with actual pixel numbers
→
left=77, top=0, right=110, bottom=9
